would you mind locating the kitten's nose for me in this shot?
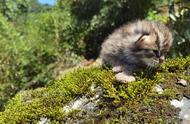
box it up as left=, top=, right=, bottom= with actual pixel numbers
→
left=159, top=59, right=164, bottom=63
left=159, top=56, right=165, bottom=63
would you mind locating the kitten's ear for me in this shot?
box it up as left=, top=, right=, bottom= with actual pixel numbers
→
left=135, top=34, right=149, bottom=45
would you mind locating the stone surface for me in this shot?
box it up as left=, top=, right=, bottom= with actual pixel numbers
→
left=63, top=84, right=103, bottom=114
left=38, top=118, right=50, bottom=124
left=170, top=97, right=190, bottom=122
left=177, top=79, right=187, bottom=86
left=153, top=84, right=164, bottom=94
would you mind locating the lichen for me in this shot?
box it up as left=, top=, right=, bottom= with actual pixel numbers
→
left=0, top=56, right=190, bottom=123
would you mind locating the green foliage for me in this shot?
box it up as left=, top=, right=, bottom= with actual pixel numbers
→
left=62, top=0, right=154, bottom=58
left=0, top=0, right=190, bottom=117
left=0, top=7, right=83, bottom=110
left=0, top=14, right=21, bottom=110
left=60, top=0, right=190, bottom=58
left=146, top=10, right=168, bottom=23
left=0, top=55, right=189, bottom=123
left=146, top=0, right=190, bottom=57
left=160, top=55, right=190, bottom=72
left=170, top=1, right=190, bottom=57
left=0, top=0, right=29, bottom=21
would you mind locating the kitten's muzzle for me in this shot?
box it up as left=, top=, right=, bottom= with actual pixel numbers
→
left=159, top=58, right=164, bottom=63
left=153, top=56, right=165, bottom=64
left=153, top=50, right=165, bottom=63
left=158, top=56, right=165, bottom=63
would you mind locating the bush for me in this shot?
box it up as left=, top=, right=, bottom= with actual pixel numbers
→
left=146, top=0, right=190, bottom=57
left=0, top=9, right=83, bottom=110
left=170, top=1, right=190, bottom=57
left=61, top=0, right=154, bottom=59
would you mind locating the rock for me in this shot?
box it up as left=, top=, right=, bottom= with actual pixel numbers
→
left=38, top=118, right=50, bottom=124
left=184, top=94, right=190, bottom=99
left=182, top=119, right=190, bottom=124
left=170, top=97, right=190, bottom=122
left=176, top=79, right=187, bottom=86
left=153, top=84, right=164, bottom=94
left=63, top=84, right=103, bottom=114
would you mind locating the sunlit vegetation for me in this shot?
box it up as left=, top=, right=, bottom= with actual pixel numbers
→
left=0, top=0, right=189, bottom=122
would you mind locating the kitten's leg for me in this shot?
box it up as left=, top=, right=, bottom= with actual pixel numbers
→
left=115, top=72, right=136, bottom=82
left=114, top=65, right=136, bottom=83
left=112, top=65, right=124, bottom=73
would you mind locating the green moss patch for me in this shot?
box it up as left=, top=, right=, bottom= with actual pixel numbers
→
left=0, top=56, right=190, bottom=123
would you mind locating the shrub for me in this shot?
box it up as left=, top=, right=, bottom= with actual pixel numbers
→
left=61, top=0, right=154, bottom=59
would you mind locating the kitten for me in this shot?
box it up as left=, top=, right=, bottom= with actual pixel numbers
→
left=100, top=20, right=173, bottom=82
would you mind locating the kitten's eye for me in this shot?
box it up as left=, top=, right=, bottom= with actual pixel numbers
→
left=162, top=50, right=168, bottom=55
left=153, top=50, right=160, bottom=58
left=136, top=48, right=154, bottom=54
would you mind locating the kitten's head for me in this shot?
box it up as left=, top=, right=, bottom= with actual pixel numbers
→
left=131, top=21, right=173, bottom=67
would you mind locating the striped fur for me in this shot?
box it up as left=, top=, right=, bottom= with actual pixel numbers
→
left=100, top=20, right=173, bottom=82
left=100, top=20, right=172, bottom=68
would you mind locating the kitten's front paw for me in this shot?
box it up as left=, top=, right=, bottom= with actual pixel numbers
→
left=115, top=72, right=136, bottom=83
left=112, top=66, right=124, bottom=73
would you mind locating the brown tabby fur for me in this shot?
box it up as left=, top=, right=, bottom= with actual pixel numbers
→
left=100, top=20, right=173, bottom=82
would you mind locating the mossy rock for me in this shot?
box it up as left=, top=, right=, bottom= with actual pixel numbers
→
left=0, top=56, right=190, bottom=123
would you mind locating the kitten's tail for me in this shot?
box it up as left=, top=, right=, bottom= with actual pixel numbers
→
left=79, top=58, right=103, bottom=67
left=57, top=58, right=103, bottom=79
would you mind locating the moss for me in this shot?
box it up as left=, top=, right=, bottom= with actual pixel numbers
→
left=0, top=68, right=115, bottom=123
left=0, top=56, right=190, bottom=123
left=160, top=55, right=190, bottom=73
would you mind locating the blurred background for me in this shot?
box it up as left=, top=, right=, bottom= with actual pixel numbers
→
left=0, top=0, right=189, bottom=111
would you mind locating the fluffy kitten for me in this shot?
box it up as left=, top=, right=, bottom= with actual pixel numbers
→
left=100, top=20, right=173, bottom=82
